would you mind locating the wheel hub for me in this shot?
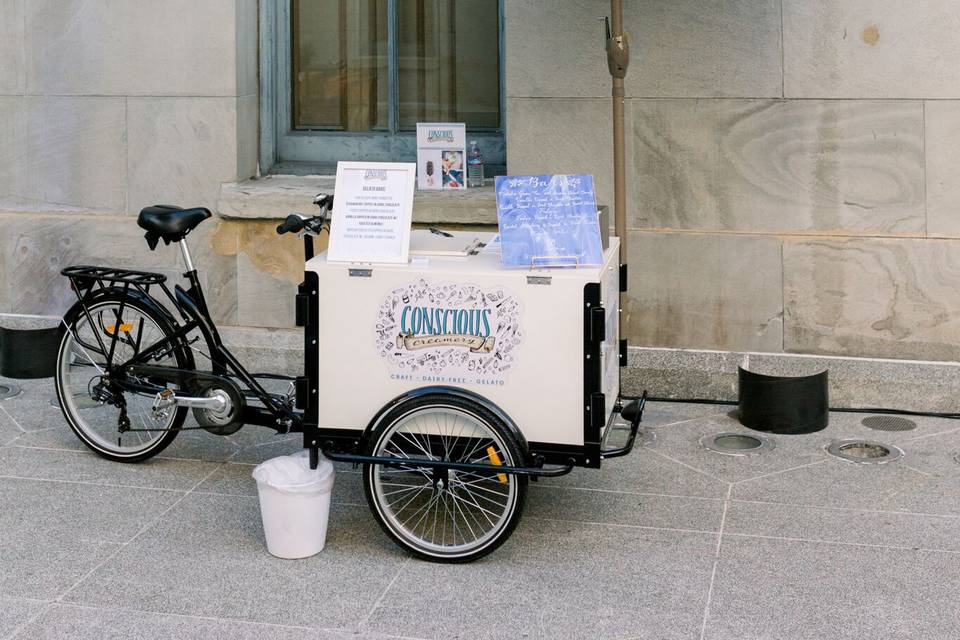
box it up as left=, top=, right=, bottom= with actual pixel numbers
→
left=191, top=380, right=245, bottom=436
left=432, top=466, right=450, bottom=492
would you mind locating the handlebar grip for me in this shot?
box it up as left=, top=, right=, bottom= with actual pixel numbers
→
left=276, top=214, right=306, bottom=235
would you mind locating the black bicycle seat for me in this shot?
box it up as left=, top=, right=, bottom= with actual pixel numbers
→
left=138, top=205, right=211, bottom=248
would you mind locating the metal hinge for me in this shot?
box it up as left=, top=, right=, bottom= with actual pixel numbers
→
left=295, top=293, right=310, bottom=327
left=590, top=306, right=606, bottom=343
left=590, top=392, right=606, bottom=429
left=294, top=377, right=310, bottom=410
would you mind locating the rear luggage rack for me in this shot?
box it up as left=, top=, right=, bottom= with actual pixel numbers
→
left=62, top=265, right=168, bottom=287
left=61, top=266, right=179, bottom=337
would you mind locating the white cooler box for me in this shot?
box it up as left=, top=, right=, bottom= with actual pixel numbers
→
left=300, top=232, right=623, bottom=468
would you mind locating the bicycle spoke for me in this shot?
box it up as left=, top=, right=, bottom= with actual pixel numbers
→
left=58, top=300, right=178, bottom=456
left=370, top=404, right=520, bottom=559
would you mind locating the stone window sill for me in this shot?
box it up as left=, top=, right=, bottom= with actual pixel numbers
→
left=218, top=174, right=497, bottom=226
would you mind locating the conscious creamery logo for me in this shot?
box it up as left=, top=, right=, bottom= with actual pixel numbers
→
left=375, top=280, right=522, bottom=380
left=397, top=305, right=495, bottom=353
left=363, top=169, right=388, bottom=181
left=427, top=129, right=455, bottom=143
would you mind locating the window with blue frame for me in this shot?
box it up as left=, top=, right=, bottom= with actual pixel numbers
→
left=269, top=0, right=504, bottom=172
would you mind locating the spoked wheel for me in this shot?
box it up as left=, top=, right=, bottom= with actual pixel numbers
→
left=55, top=295, right=190, bottom=462
left=364, top=394, right=528, bottom=563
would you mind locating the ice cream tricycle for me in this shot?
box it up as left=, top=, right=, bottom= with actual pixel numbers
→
left=54, top=193, right=644, bottom=562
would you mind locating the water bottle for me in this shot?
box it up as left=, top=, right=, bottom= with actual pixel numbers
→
left=467, top=140, right=484, bottom=188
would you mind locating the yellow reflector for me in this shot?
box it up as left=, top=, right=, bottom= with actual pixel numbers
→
left=106, top=323, right=133, bottom=334
left=486, top=446, right=508, bottom=484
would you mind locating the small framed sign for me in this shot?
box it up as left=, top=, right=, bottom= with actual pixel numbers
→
left=416, top=123, right=466, bottom=190
left=327, top=161, right=416, bottom=265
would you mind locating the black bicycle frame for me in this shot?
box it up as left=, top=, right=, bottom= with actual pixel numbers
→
left=62, top=263, right=302, bottom=433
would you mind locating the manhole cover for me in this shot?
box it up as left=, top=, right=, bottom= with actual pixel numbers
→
left=0, top=382, right=22, bottom=401
left=827, top=439, right=903, bottom=464
left=861, top=415, right=916, bottom=432
left=700, top=432, right=774, bottom=456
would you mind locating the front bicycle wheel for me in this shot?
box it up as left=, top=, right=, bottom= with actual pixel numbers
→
left=55, top=295, right=189, bottom=462
left=364, top=394, right=528, bottom=563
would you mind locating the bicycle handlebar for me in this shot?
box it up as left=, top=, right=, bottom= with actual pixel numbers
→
left=276, top=193, right=334, bottom=236
left=276, top=214, right=306, bottom=235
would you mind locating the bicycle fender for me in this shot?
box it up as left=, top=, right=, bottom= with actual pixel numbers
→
left=62, top=287, right=195, bottom=371
left=363, top=386, right=529, bottom=458
left=64, top=286, right=176, bottom=328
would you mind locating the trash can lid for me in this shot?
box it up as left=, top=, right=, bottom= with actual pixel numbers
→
left=252, top=450, right=334, bottom=494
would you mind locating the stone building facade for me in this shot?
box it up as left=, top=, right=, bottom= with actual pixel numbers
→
left=3, top=1, right=960, bottom=408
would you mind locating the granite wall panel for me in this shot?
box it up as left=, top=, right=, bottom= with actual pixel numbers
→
left=631, top=99, right=925, bottom=234
left=784, top=237, right=960, bottom=361
left=625, top=230, right=784, bottom=352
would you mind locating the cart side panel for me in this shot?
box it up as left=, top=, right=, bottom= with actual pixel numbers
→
left=307, top=245, right=618, bottom=447
left=600, top=246, right=620, bottom=419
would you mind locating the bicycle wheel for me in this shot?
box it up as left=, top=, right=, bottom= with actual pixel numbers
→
left=364, top=394, right=528, bottom=563
left=55, top=294, right=189, bottom=462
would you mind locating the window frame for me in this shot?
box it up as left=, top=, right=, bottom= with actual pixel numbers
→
left=260, top=0, right=506, bottom=173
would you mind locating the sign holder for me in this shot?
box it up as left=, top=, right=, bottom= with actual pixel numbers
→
left=530, top=255, right=580, bottom=269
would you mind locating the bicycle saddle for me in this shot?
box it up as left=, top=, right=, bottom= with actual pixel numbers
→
left=138, top=204, right=211, bottom=249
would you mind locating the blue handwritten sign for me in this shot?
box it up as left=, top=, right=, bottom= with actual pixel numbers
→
left=495, top=174, right=603, bottom=267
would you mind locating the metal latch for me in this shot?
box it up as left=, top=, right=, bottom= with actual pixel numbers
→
left=348, top=268, right=372, bottom=278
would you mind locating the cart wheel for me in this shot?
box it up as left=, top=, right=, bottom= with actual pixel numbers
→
left=364, top=394, right=528, bottom=563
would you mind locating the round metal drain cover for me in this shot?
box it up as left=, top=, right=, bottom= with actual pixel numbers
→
left=861, top=415, right=916, bottom=432
left=0, top=382, right=22, bottom=401
left=827, top=439, right=903, bottom=464
left=700, top=432, right=774, bottom=456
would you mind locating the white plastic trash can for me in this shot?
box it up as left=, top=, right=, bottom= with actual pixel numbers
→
left=252, top=451, right=335, bottom=559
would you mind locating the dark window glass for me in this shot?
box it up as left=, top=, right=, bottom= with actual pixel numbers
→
left=292, top=0, right=500, bottom=132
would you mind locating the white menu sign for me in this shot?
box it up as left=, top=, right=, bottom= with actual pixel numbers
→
left=327, top=161, right=416, bottom=264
